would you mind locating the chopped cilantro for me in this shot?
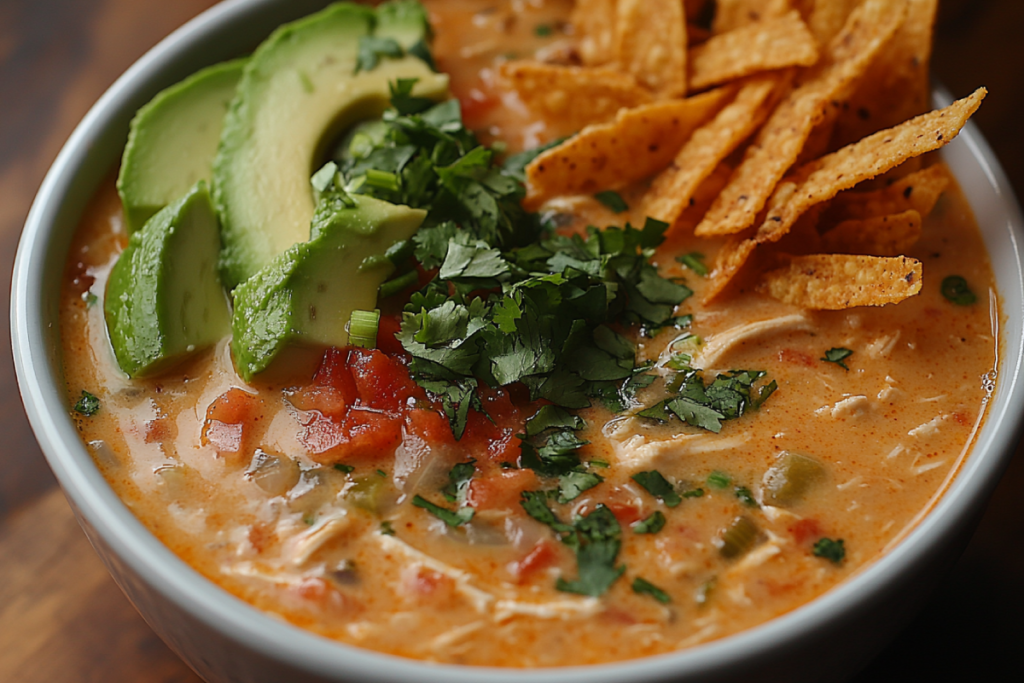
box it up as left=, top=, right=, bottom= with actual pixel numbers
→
left=520, top=427, right=589, bottom=476
left=632, top=471, right=682, bottom=507
left=380, top=521, right=396, bottom=536
left=74, top=390, right=100, bottom=417
left=333, top=464, right=355, bottom=474
left=412, top=495, right=475, bottom=527
left=558, top=470, right=603, bottom=503
left=525, top=405, right=585, bottom=436
left=521, top=490, right=576, bottom=542
left=632, top=577, right=671, bottom=604
left=376, top=469, right=387, bottom=478
left=555, top=505, right=626, bottom=597
left=822, top=347, right=853, bottom=371
left=355, top=36, right=403, bottom=73
left=735, top=486, right=758, bottom=507
left=633, top=511, right=666, bottom=534
left=594, top=190, right=629, bottom=213
left=941, top=275, right=977, bottom=306
left=534, top=23, right=554, bottom=36
left=682, top=487, right=705, bottom=498
left=813, top=537, right=846, bottom=564
left=707, top=471, right=731, bottom=489
left=675, top=252, right=708, bottom=277
left=442, top=460, right=476, bottom=504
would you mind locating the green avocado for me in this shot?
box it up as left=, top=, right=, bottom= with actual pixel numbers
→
left=117, top=59, right=245, bottom=234
left=105, top=182, right=231, bottom=378
left=231, top=187, right=425, bottom=381
left=213, top=1, right=448, bottom=289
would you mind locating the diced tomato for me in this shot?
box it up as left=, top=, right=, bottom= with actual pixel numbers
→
left=400, top=566, right=455, bottom=603
left=778, top=348, right=817, bottom=367
left=405, top=407, right=455, bottom=446
left=509, top=540, right=559, bottom=582
left=298, top=413, right=345, bottom=455
left=311, top=348, right=359, bottom=404
left=348, top=348, right=422, bottom=413
left=201, top=388, right=261, bottom=457
left=144, top=417, right=171, bottom=444
left=788, top=518, right=822, bottom=546
left=461, top=387, right=526, bottom=462
left=289, top=385, right=350, bottom=420
left=291, top=577, right=349, bottom=613
left=457, top=86, right=499, bottom=128
left=300, top=409, right=403, bottom=464
left=467, top=468, right=540, bottom=511
left=376, top=314, right=406, bottom=357
left=601, top=486, right=644, bottom=525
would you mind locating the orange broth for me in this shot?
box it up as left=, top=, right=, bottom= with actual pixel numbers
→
left=60, top=0, right=996, bottom=667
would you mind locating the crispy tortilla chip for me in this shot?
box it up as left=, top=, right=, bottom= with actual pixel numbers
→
left=806, top=0, right=860, bottom=45
left=827, top=164, right=950, bottom=222
left=689, top=11, right=819, bottom=92
left=524, top=88, right=730, bottom=210
left=499, top=62, right=653, bottom=130
left=760, top=254, right=923, bottom=309
left=694, top=0, right=909, bottom=238
left=704, top=237, right=758, bottom=303
left=643, top=76, right=782, bottom=226
left=833, top=0, right=938, bottom=147
left=821, top=210, right=923, bottom=256
left=571, top=0, right=618, bottom=66
left=713, top=0, right=792, bottom=34
left=755, top=89, right=986, bottom=245
left=616, top=0, right=688, bottom=98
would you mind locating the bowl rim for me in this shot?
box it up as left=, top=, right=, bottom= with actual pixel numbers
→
left=12, top=1, right=1024, bottom=680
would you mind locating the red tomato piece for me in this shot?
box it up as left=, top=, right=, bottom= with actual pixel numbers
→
left=467, top=468, right=540, bottom=511
left=509, top=540, right=559, bottom=583
left=201, top=388, right=261, bottom=457
left=376, top=314, right=406, bottom=357
left=405, top=407, right=455, bottom=446
left=788, top=518, right=822, bottom=546
left=461, top=387, right=526, bottom=462
left=778, top=348, right=817, bottom=367
left=311, top=347, right=359, bottom=405
left=348, top=348, right=421, bottom=414
left=289, top=385, right=350, bottom=421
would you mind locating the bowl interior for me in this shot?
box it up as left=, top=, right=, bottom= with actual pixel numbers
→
left=12, top=1, right=1024, bottom=681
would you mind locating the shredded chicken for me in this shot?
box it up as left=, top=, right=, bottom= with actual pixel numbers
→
left=283, top=511, right=351, bottom=566
left=694, top=314, right=812, bottom=369
left=909, top=414, right=948, bottom=438
left=493, top=597, right=602, bottom=623
left=375, top=534, right=495, bottom=613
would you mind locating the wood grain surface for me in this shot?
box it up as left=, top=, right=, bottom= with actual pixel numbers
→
left=1, top=1, right=1023, bottom=681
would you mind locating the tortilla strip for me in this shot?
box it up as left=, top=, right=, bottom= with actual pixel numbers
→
left=805, top=0, right=860, bottom=45
left=832, top=0, right=938, bottom=147
left=713, top=0, right=791, bottom=34
left=755, top=88, right=986, bottom=245
left=571, top=0, right=618, bottom=66
left=643, top=76, right=781, bottom=227
left=694, top=0, right=909, bottom=238
left=499, top=62, right=653, bottom=130
left=524, top=88, right=730, bottom=210
left=821, top=210, right=923, bottom=256
left=759, top=254, right=923, bottom=309
left=826, top=164, right=950, bottom=223
left=689, top=11, right=819, bottom=92
left=615, top=0, right=688, bottom=98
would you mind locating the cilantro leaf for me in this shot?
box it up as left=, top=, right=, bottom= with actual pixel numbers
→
left=442, top=460, right=476, bottom=504
left=631, top=471, right=682, bottom=508
left=632, top=577, right=671, bottom=603
left=525, top=405, right=585, bottom=436
left=555, top=505, right=626, bottom=597
left=822, top=347, right=853, bottom=371
left=558, top=470, right=603, bottom=503
left=520, top=490, right=576, bottom=543
left=594, top=190, right=629, bottom=213
left=355, top=36, right=403, bottom=74
left=735, top=486, right=758, bottom=507
left=74, top=390, right=100, bottom=417
left=813, top=537, right=846, bottom=564
left=412, top=495, right=475, bottom=527
left=633, top=511, right=666, bottom=534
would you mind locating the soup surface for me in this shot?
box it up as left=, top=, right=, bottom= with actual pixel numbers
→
left=60, top=0, right=996, bottom=667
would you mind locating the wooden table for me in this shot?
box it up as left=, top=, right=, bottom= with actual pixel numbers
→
left=1, top=1, right=1022, bottom=680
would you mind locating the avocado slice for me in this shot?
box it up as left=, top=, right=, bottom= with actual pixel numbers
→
left=105, top=182, right=231, bottom=378
left=117, top=59, right=245, bottom=234
left=231, top=189, right=426, bottom=381
left=213, top=1, right=448, bottom=289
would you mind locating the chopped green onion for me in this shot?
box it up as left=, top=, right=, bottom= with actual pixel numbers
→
left=632, top=577, right=671, bottom=603
left=363, top=169, right=401, bottom=192
left=675, top=252, right=708, bottom=277
left=682, top=488, right=705, bottom=499
left=333, top=464, right=355, bottom=474
left=348, top=309, right=380, bottom=349
left=941, top=275, right=977, bottom=305
left=594, top=190, right=629, bottom=213
left=718, top=516, right=758, bottom=559
left=633, top=511, right=666, bottom=534
left=379, top=521, right=396, bottom=536
left=734, top=486, right=758, bottom=507
left=379, top=270, right=418, bottom=298
left=707, top=471, right=731, bottom=489
left=534, top=24, right=554, bottom=36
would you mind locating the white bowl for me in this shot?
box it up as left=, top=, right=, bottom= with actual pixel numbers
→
left=12, top=1, right=1024, bottom=681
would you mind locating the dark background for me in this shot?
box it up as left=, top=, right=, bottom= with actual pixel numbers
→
left=1, top=0, right=1022, bottom=680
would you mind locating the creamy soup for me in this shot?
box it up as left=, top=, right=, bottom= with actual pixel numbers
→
left=60, top=0, right=995, bottom=668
